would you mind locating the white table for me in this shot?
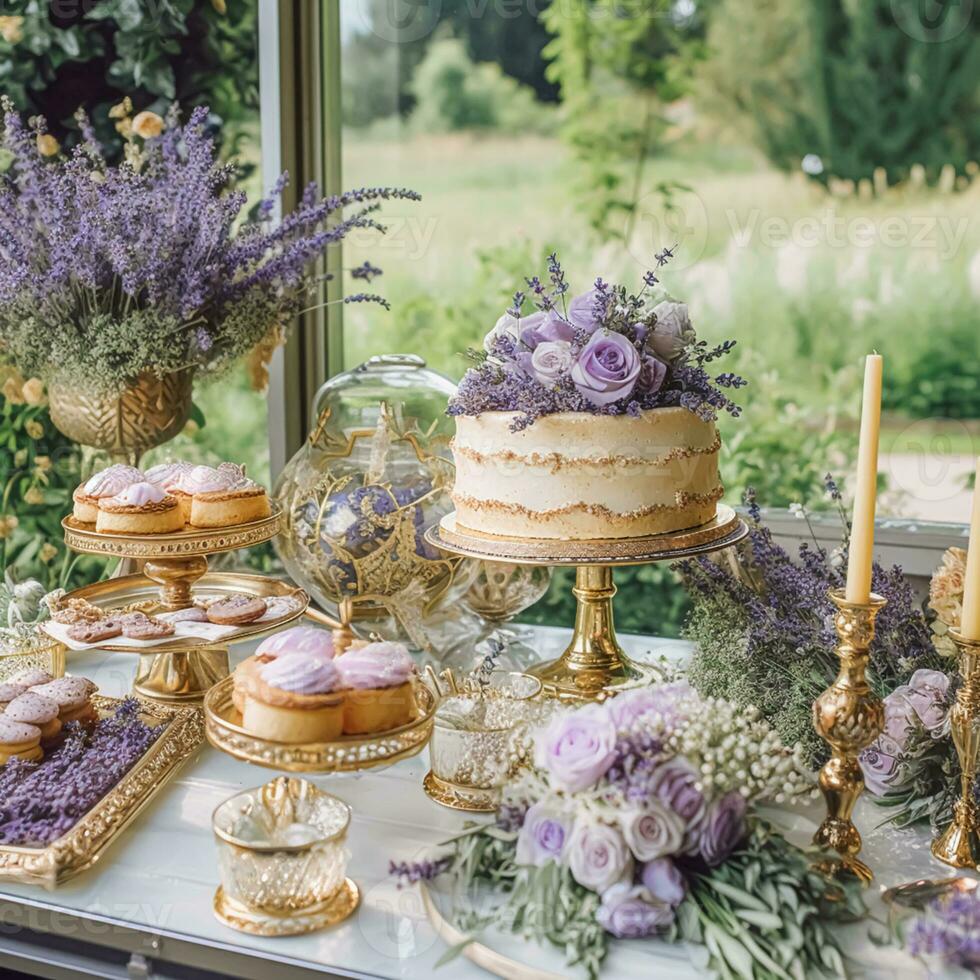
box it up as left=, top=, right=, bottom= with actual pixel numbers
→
left=0, top=629, right=954, bottom=979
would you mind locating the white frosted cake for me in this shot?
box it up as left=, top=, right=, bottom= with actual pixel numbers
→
left=451, top=408, right=722, bottom=540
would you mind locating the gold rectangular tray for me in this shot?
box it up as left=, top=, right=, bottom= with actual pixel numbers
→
left=0, top=695, right=203, bottom=888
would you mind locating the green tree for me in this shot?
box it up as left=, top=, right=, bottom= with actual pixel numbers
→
left=696, top=0, right=980, bottom=187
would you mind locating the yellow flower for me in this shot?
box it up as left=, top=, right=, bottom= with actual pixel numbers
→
left=24, top=419, right=44, bottom=440
left=132, top=111, right=165, bottom=140
left=115, top=117, right=134, bottom=139
left=182, top=419, right=199, bottom=437
left=2, top=376, right=24, bottom=405
left=930, top=546, right=966, bottom=627
left=24, top=486, right=44, bottom=506
left=13, top=449, right=27, bottom=468
left=39, top=543, right=58, bottom=564
left=20, top=377, right=45, bottom=406
left=33, top=455, right=51, bottom=471
left=0, top=16, right=24, bottom=44
left=109, top=98, right=133, bottom=120
left=0, top=518, right=12, bottom=540
left=36, top=133, right=60, bottom=157
left=212, top=0, right=227, bottom=13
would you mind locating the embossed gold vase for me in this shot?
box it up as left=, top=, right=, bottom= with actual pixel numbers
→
left=812, top=588, right=886, bottom=883
left=48, top=370, right=193, bottom=463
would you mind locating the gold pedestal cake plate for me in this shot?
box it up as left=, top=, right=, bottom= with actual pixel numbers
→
left=53, top=510, right=308, bottom=703
left=426, top=505, right=748, bottom=699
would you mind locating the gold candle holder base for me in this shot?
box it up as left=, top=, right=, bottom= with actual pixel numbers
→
left=213, top=879, right=360, bottom=937
left=425, top=508, right=748, bottom=701
left=932, top=629, right=980, bottom=870
left=812, top=589, right=887, bottom=884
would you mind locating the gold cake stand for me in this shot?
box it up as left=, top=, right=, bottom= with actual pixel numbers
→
left=54, top=510, right=309, bottom=703
left=426, top=506, right=748, bottom=699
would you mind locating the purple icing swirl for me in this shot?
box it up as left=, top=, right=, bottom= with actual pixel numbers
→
left=260, top=653, right=339, bottom=694
left=108, top=481, right=166, bottom=506
left=83, top=464, right=143, bottom=497
left=335, top=642, right=414, bottom=690
left=256, top=626, right=334, bottom=660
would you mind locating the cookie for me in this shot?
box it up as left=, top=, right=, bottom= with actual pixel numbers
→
left=165, top=606, right=210, bottom=623
left=7, top=668, right=53, bottom=688
left=33, top=676, right=97, bottom=708
left=50, top=598, right=104, bottom=625
left=120, top=613, right=176, bottom=640
left=207, top=595, right=268, bottom=625
left=5, top=691, right=63, bottom=745
left=67, top=618, right=125, bottom=644
left=260, top=595, right=304, bottom=621
left=0, top=682, right=29, bottom=707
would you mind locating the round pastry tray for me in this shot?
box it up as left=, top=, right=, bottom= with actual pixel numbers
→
left=62, top=508, right=283, bottom=560
left=426, top=504, right=747, bottom=566
left=41, top=572, right=309, bottom=654
left=204, top=676, right=437, bottom=773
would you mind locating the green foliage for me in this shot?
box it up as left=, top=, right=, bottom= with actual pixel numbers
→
left=409, top=38, right=555, bottom=135
left=696, top=0, right=980, bottom=187
left=0, top=0, right=258, bottom=153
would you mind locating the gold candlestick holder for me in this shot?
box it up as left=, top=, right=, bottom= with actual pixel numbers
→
left=932, top=628, right=980, bottom=869
left=812, top=588, right=886, bottom=883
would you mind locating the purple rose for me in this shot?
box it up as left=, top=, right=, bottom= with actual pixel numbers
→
left=596, top=882, right=674, bottom=938
left=520, top=311, right=575, bottom=348
left=638, top=355, right=668, bottom=396
left=649, top=301, right=694, bottom=362
left=566, top=289, right=606, bottom=334
left=620, top=802, right=684, bottom=861
left=518, top=340, right=573, bottom=387
left=515, top=801, right=570, bottom=867
left=650, top=758, right=706, bottom=857
left=860, top=743, right=903, bottom=796
left=641, top=857, right=687, bottom=908
left=535, top=704, right=618, bottom=793
left=882, top=689, right=920, bottom=750
left=568, top=820, right=633, bottom=892
left=699, top=791, right=747, bottom=867
left=905, top=669, right=951, bottom=736
left=570, top=329, right=642, bottom=407
left=607, top=688, right=659, bottom=731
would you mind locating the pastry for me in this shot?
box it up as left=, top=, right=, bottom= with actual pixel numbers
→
left=207, top=595, right=268, bottom=625
left=335, top=641, right=417, bottom=735
left=49, top=596, right=104, bottom=625
left=67, top=618, right=124, bottom=644
left=7, top=668, right=53, bottom=688
left=190, top=480, right=271, bottom=528
left=168, top=465, right=236, bottom=523
left=32, top=677, right=98, bottom=725
left=5, top=691, right=62, bottom=746
left=0, top=717, right=42, bottom=764
left=241, top=653, right=343, bottom=742
left=96, top=482, right=184, bottom=535
left=0, top=682, right=28, bottom=709
left=72, top=464, right=143, bottom=524
left=119, top=613, right=176, bottom=640
left=144, top=459, right=194, bottom=493
left=230, top=626, right=332, bottom=712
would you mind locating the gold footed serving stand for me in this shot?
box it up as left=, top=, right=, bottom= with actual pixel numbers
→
left=932, top=629, right=980, bottom=869
left=55, top=512, right=308, bottom=703
left=811, top=589, right=887, bottom=884
left=426, top=507, right=748, bottom=700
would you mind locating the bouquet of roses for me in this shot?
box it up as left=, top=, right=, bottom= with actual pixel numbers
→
left=447, top=251, right=745, bottom=430
left=394, top=683, right=866, bottom=978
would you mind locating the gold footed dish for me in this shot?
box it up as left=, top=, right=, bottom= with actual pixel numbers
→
left=204, top=675, right=437, bottom=772
left=426, top=507, right=748, bottom=700
left=133, top=647, right=231, bottom=703
left=423, top=770, right=498, bottom=813
left=932, top=629, right=980, bottom=870
left=213, top=878, right=360, bottom=937
left=812, top=589, right=887, bottom=883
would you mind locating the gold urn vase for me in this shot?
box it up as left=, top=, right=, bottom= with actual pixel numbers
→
left=48, top=371, right=193, bottom=464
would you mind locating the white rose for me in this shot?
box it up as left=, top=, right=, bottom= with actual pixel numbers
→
left=567, top=819, right=633, bottom=893
left=619, top=802, right=685, bottom=861
left=530, top=340, right=573, bottom=385
left=483, top=313, right=521, bottom=352
left=649, top=301, right=694, bottom=362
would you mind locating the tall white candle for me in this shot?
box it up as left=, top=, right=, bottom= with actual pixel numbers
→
left=845, top=354, right=883, bottom=604
left=960, top=457, right=980, bottom=641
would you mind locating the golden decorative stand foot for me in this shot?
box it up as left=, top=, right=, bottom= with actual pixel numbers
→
left=426, top=507, right=748, bottom=700
left=213, top=878, right=360, bottom=937
left=932, top=629, right=980, bottom=869
left=134, top=647, right=231, bottom=703
left=423, top=770, right=498, bottom=813
left=812, top=589, right=887, bottom=883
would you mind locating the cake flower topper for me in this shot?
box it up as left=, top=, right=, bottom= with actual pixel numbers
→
left=448, top=250, right=746, bottom=430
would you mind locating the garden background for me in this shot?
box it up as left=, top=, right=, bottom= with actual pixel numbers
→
left=1, top=0, right=978, bottom=634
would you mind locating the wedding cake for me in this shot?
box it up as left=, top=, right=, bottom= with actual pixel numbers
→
left=446, top=254, right=742, bottom=542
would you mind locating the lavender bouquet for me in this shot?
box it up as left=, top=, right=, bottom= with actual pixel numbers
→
left=0, top=100, right=418, bottom=394
left=447, top=250, right=745, bottom=430
left=393, top=685, right=866, bottom=978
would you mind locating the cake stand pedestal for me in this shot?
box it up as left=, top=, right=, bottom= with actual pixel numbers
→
left=425, top=506, right=748, bottom=700
left=56, top=511, right=308, bottom=703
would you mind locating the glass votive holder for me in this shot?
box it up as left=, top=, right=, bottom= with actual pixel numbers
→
left=425, top=673, right=544, bottom=812
left=211, top=775, right=359, bottom=936
left=0, top=632, right=66, bottom=682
